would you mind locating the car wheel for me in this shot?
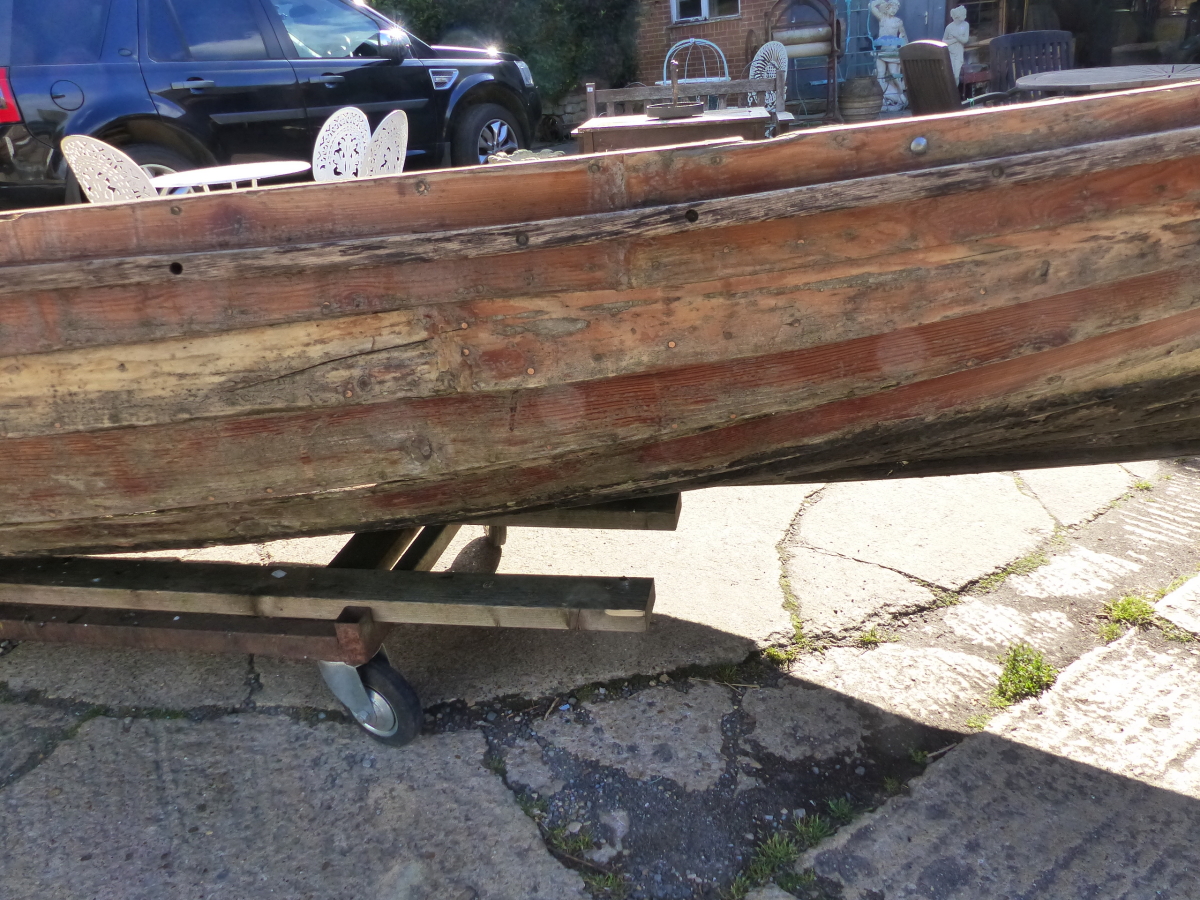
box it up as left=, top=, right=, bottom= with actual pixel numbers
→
left=451, top=102, right=523, bottom=166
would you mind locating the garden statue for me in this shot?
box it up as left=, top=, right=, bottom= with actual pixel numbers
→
left=871, top=0, right=908, bottom=110
left=943, top=5, right=970, bottom=83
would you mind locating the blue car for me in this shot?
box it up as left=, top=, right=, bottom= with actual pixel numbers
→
left=0, top=0, right=541, bottom=208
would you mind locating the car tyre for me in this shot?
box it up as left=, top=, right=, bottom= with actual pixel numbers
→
left=121, top=143, right=197, bottom=180
left=451, top=102, right=523, bottom=166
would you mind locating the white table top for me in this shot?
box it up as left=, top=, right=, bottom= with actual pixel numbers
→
left=575, top=107, right=793, bottom=132
left=1016, top=64, right=1200, bottom=93
left=151, top=160, right=311, bottom=189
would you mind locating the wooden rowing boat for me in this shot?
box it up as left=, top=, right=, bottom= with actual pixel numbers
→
left=5, top=82, right=1200, bottom=558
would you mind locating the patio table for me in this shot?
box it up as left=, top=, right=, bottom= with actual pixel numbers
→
left=150, top=160, right=311, bottom=192
left=1015, top=64, right=1200, bottom=93
left=572, top=107, right=794, bottom=154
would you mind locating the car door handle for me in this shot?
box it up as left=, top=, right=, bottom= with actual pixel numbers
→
left=308, top=75, right=346, bottom=84
left=171, top=80, right=216, bottom=90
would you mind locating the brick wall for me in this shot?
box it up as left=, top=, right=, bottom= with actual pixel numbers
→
left=635, top=0, right=777, bottom=86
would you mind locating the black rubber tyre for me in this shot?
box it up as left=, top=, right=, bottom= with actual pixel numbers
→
left=353, top=651, right=423, bottom=747
left=451, top=102, right=523, bottom=166
left=121, top=143, right=197, bottom=180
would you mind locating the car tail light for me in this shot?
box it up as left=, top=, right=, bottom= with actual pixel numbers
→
left=0, top=69, right=21, bottom=124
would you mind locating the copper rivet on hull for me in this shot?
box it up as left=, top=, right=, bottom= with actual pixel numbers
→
left=460, top=322, right=468, bottom=329
left=462, top=348, right=470, bottom=356
left=527, top=367, right=536, bottom=375
left=668, top=341, right=676, bottom=348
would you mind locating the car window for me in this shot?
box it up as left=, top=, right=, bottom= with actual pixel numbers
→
left=11, top=0, right=111, bottom=65
left=147, top=0, right=269, bottom=62
left=266, top=0, right=385, bottom=58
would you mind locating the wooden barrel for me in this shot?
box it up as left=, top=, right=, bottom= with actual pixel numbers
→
left=839, top=75, right=884, bottom=122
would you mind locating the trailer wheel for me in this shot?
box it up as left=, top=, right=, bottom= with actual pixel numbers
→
left=352, top=651, right=423, bottom=746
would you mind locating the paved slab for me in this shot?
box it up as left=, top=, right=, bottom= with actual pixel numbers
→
left=792, top=645, right=1001, bottom=730
left=535, top=681, right=732, bottom=792
left=784, top=546, right=936, bottom=639
left=0, top=644, right=248, bottom=710
left=0, top=703, right=80, bottom=784
left=1017, top=464, right=1133, bottom=526
left=1158, top=573, right=1200, bottom=635
left=741, top=681, right=866, bottom=761
left=797, top=475, right=1054, bottom=590
left=0, top=716, right=586, bottom=900
left=800, top=632, right=1200, bottom=899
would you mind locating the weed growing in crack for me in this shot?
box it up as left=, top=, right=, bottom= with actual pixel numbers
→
left=777, top=869, right=818, bottom=892
left=483, top=753, right=507, bottom=777
left=974, top=549, right=1050, bottom=594
left=546, top=825, right=595, bottom=856
left=746, top=833, right=799, bottom=882
left=826, top=797, right=854, bottom=824
left=993, top=643, right=1058, bottom=707
left=794, top=813, right=835, bottom=848
left=762, top=646, right=798, bottom=667
left=516, top=793, right=548, bottom=820
left=909, top=748, right=929, bottom=766
left=1162, top=622, right=1196, bottom=643
left=855, top=626, right=897, bottom=648
left=1105, top=594, right=1156, bottom=628
left=1098, top=621, right=1125, bottom=644
left=882, top=775, right=905, bottom=795
left=965, top=713, right=991, bottom=731
left=583, top=871, right=628, bottom=899
left=1133, top=479, right=1153, bottom=491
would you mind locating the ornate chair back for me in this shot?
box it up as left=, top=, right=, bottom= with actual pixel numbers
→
left=312, top=106, right=370, bottom=182
left=60, top=135, right=157, bottom=203
left=748, top=41, right=789, bottom=113
left=899, top=40, right=963, bottom=116
left=365, top=110, right=409, bottom=177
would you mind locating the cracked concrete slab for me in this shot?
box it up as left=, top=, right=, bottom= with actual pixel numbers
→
left=939, top=601, right=1076, bottom=653
left=798, top=475, right=1054, bottom=590
left=0, top=704, right=80, bottom=784
left=741, top=682, right=865, bottom=761
left=1157, top=573, right=1200, bottom=635
left=0, top=644, right=249, bottom=709
left=801, top=632, right=1200, bottom=899
left=792, top=645, right=1001, bottom=730
left=1017, top=464, right=1133, bottom=526
left=0, top=716, right=586, bottom=900
left=1008, top=545, right=1141, bottom=599
left=501, top=737, right=565, bottom=797
left=783, top=547, right=936, bottom=639
left=535, top=681, right=732, bottom=791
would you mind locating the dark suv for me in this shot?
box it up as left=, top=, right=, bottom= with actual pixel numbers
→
left=0, top=0, right=540, bottom=209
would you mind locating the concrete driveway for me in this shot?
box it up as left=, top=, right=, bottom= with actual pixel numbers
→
left=4, top=460, right=1200, bottom=899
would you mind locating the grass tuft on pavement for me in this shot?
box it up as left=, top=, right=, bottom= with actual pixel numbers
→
left=993, top=643, right=1058, bottom=707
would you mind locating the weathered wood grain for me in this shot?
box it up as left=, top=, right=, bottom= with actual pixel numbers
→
left=4, top=82, right=1199, bottom=271
left=7, top=123, right=1200, bottom=298
left=2, top=87, right=1200, bottom=555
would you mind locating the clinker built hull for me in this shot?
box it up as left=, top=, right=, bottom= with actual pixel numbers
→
left=4, top=83, right=1200, bottom=555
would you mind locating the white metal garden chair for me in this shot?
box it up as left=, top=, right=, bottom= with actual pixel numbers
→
left=312, top=106, right=370, bottom=182
left=364, top=110, right=409, bottom=177
left=60, top=135, right=157, bottom=203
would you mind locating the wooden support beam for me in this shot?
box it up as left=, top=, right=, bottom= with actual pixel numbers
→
left=0, top=557, right=654, bottom=632
left=0, top=603, right=388, bottom=664
left=328, top=527, right=420, bottom=570
left=468, top=494, right=682, bottom=531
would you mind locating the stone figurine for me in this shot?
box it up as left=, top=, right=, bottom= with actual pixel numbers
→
left=943, top=5, right=970, bottom=83
left=871, top=0, right=908, bottom=110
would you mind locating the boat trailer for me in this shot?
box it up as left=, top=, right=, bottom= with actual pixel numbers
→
left=0, top=495, right=675, bottom=745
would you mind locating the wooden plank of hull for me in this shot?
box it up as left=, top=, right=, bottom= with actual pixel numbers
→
left=3, top=84, right=1200, bottom=271
left=4, top=87, right=1200, bottom=554
left=4, top=301, right=1200, bottom=555
left=1, top=244, right=1198, bottom=520
left=0, top=558, right=655, bottom=632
